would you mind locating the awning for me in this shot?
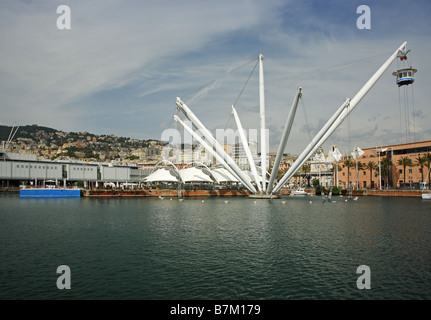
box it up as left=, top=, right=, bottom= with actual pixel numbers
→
left=180, top=167, right=214, bottom=183
left=210, top=167, right=239, bottom=183
left=143, top=167, right=180, bottom=183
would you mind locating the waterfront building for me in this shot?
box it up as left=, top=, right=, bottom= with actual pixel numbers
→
left=289, top=147, right=334, bottom=188
left=335, top=140, right=431, bottom=189
left=0, top=151, right=146, bottom=189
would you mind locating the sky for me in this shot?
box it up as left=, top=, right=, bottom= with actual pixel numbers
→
left=1, top=0, right=430, bottom=156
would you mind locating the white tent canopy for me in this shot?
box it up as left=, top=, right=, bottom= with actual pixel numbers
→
left=180, top=167, right=214, bottom=183
left=143, top=167, right=180, bottom=183
left=210, top=167, right=239, bottom=183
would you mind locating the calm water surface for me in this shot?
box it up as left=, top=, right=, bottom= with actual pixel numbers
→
left=1, top=192, right=430, bottom=300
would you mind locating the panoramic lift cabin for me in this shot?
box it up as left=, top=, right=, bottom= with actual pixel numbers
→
left=392, top=52, right=417, bottom=87
left=393, top=67, right=417, bottom=87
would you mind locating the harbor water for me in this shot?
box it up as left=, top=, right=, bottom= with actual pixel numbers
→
left=0, top=192, right=430, bottom=300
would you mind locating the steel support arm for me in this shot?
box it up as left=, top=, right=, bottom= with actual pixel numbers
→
left=272, top=41, right=407, bottom=193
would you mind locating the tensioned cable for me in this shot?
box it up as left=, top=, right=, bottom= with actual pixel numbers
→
left=184, top=58, right=256, bottom=105
left=398, top=77, right=403, bottom=144
left=404, top=85, right=410, bottom=143
left=264, top=51, right=392, bottom=92
left=409, top=52, right=416, bottom=142
left=411, top=82, right=416, bottom=142
left=300, top=96, right=313, bottom=144
left=233, top=59, right=259, bottom=108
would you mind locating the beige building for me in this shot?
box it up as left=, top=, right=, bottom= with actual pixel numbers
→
left=336, top=140, right=431, bottom=189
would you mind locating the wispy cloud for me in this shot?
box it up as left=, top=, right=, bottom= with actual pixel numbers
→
left=0, top=0, right=430, bottom=155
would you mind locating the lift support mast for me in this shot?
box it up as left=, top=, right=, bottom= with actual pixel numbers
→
left=272, top=41, right=408, bottom=194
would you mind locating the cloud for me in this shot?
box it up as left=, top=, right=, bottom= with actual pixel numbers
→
left=1, top=0, right=430, bottom=156
left=0, top=0, right=283, bottom=126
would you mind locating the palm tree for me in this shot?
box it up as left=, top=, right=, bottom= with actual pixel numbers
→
left=397, top=156, right=414, bottom=188
left=381, top=157, right=393, bottom=188
left=343, top=158, right=355, bottom=189
left=301, top=164, right=311, bottom=187
left=365, top=161, right=378, bottom=189
left=331, top=162, right=343, bottom=188
left=354, top=161, right=364, bottom=189
left=424, top=153, right=431, bottom=189
left=416, top=156, right=427, bottom=185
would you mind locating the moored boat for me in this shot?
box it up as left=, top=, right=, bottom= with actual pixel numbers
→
left=422, top=192, right=431, bottom=200
left=290, top=187, right=309, bottom=196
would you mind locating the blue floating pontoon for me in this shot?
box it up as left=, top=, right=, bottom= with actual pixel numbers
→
left=19, top=188, right=81, bottom=198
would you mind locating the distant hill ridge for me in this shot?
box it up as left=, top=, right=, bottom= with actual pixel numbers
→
left=0, top=124, right=160, bottom=144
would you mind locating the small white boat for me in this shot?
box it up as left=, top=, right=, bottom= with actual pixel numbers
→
left=422, top=192, right=431, bottom=200
left=290, top=188, right=309, bottom=196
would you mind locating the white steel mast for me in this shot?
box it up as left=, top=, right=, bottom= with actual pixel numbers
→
left=175, top=98, right=257, bottom=193
left=259, top=54, right=267, bottom=193
left=272, top=41, right=408, bottom=193
left=173, top=115, right=255, bottom=193
left=266, top=86, right=302, bottom=193
left=232, top=105, right=262, bottom=192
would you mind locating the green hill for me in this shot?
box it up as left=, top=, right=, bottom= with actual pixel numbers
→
left=0, top=124, right=60, bottom=143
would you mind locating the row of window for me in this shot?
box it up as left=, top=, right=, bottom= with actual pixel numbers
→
left=396, top=71, right=414, bottom=79
left=344, top=168, right=417, bottom=176
left=14, top=165, right=95, bottom=171
left=16, top=164, right=59, bottom=170
left=72, top=167, right=95, bottom=171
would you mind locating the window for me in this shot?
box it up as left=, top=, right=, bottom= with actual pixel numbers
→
left=409, top=169, right=412, bottom=173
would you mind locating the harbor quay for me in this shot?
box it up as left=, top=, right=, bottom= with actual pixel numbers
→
left=1, top=143, right=429, bottom=198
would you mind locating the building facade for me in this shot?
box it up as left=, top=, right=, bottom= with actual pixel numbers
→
left=335, top=140, right=431, bottom=189
left=0, top=151, right=147, bottom=188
